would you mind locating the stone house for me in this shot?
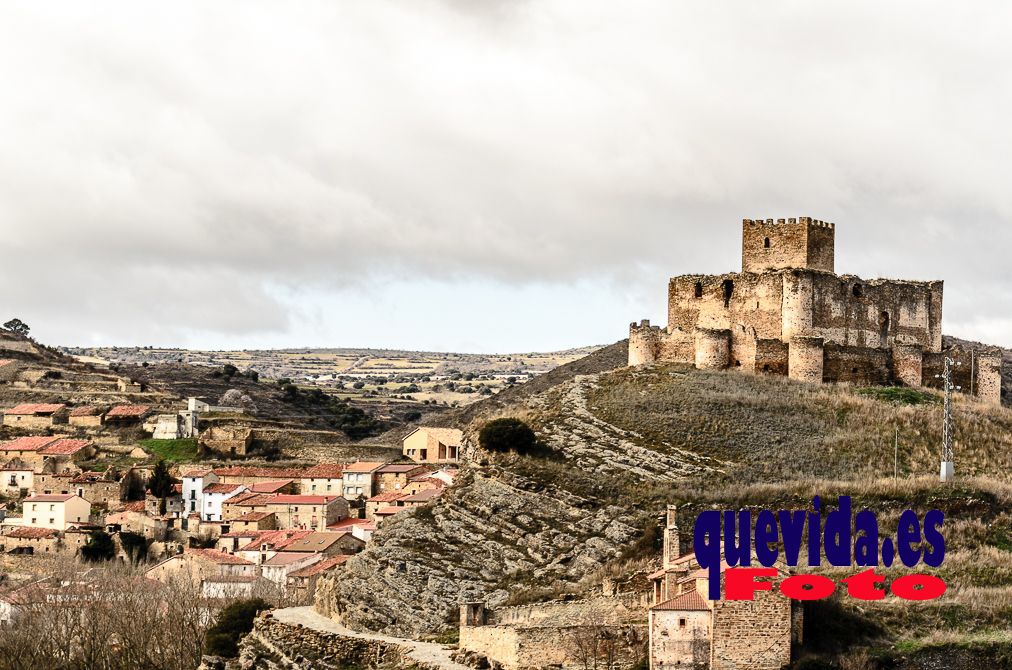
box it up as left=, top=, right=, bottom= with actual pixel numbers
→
left=223, top=493, right=349, bottom=532
left=199, top=423, right=254, bottom=457
left=68, top=406, right=105, bottom=428
left=104, top=404, right=152, bottom=426
left=2, top=403, right=67, bottom=429
left=646, top=506, right=802, bottom=670
left=402, top=427, right=462, bottom=464
left=325, top=517, right=376, bottom=543
left=35, top=469, right=123, bottom=507
left=261, top=552, right=321, bottom=585
left=0, top=436, right=62, bottom=469
left=365, top=491, right=408, bottom=520
left=1, top=462, right=34, bottom=496
left=280, top=530, right=364, bottom=556
left=213, top=466, right=306, bottom=488
left=229, top=511, right=278, bottom=533
left=375, top=463, right=429, bottom=493
left=300, top=463, right=343, bottom=495
left=146, top=548, right=256, bottom=588
left=286, top=554, right=350, bottom=601
left=0, top=527, right=62, bottom=555
left=38, top=439, right=95, bottom=470
left=21, top=494, right=91, bottom=530
left=341, top=462, right=385, bottom=500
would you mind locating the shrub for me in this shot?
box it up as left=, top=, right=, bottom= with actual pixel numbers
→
left=479, top=418, right=537, bottom=455
left=204, top=598, right=271, bottom=657
left=80, top=530, right=116, bottom=562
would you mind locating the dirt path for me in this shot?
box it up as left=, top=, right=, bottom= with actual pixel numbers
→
left=271, top=606, right=470, bottom=670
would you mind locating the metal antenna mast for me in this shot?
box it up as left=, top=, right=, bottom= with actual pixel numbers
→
left=937, top=356, right=960, bottom=482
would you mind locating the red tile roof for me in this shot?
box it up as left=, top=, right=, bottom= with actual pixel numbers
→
left=25, top=494, right=78, bottom=503
left=213, top=466, right=305, bottom=479
left=188, top=548, right=253, bottom=565
left=117, top=501, right=147, bottom=513
left=327, top=518, right=375, bottom=531
left=225, top=493, right=273, bottom=507
left=236, top=530, right=313, bottom=552
left=5, top=527, right=59, bottom=539
left=402, top=488, right=441, bottom=503
left=374, top=506, right=401, bottom=516
left=302, top=464, right=344, bottom=479
left=343, top=461, right=385, bottom=473
left=39, top=439, right=91, bottom=456
left=0, top=436, right=59, bottom=452
left=234, top=511, right=274, bottom=522
left=106, top=405, right=151, bottom=418
left=251, top=480, right=293, bottom=493
left=367, top=491, right=408, bottom=503
left=264, top=495, right=341, bottom=505
left=204, top=483, right=246, bottom=495
left=5, top=404, right=65, bottom=416
left=69, top=471, right=110, bottom=484
left=377, top=463, right=426, bottom=474
left=0, top=360, right=14, bottom=368
left=69, top=406, right=103, bottom=417
left=182, top=469, right=214, bottom=478
left=288, top=554, right=350, bottom=578
left=651, top=590, right=709, bottom=611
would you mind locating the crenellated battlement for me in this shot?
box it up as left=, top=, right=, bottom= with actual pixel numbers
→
left=744, top=216, right=836, bottom=230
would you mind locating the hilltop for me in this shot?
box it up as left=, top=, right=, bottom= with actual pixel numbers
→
left=325, top=341, right=1012, bottom=665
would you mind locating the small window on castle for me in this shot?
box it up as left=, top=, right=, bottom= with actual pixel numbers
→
left=693, top=282, right=702, bottom=299
left=852, top=284, right=863, bottom=298
left=762, top=364, right=771, bottom=372
left=764, top=237, right=770, bottom=248
left=722, top=279, right=734, bottom=307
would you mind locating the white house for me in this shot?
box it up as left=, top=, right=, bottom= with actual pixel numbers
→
left=22, top=494, right=91, bottom=530
left=182, top=469, right=217, bottom=518
left=201, top=483, right=248, bottom=522
left=261, top=552, right=321, bottom=585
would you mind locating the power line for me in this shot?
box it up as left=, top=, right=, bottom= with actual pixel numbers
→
left=936, top=356, right=960, bottom=482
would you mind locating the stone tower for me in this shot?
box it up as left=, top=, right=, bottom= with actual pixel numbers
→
left=662, top=504, right=680, bottom=569
left=742, top=217, right=835, bottom=273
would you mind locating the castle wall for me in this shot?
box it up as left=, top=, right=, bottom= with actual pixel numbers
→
left=694, top=329, right=730, bottom=370
left=892, top=344, right=924, bottom=387
left=754, top=339, right=789, bottom=375
left=667, top=273, right=784, bottom=342
left=923, top=349, right=1003, bottom=405
left=629, top=321, right=662, bottom=366
left=822, top=345, right=891, bottom=386
left=806, top=274, right=942, bottom=351
left=787, top=337, right=824, bottom=383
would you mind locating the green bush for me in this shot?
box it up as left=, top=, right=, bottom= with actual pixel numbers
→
left=205, top=598, right=271, bottom=657
left=479, top=418, right=537, bottom=455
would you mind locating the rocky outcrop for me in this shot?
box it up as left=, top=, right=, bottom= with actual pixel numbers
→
left=321, top=465, right=639, bottom=637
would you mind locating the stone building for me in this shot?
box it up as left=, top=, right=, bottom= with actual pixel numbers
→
left=647, top=506, right=802, bottom=670
left=629, top=217, right=1002, bottom=404
left=402, top=427, right=462, bottom=463
left=2, top=403, right=68, bottom=429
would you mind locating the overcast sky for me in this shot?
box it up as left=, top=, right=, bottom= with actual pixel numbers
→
left=3, top=2, right=1012, bottom=353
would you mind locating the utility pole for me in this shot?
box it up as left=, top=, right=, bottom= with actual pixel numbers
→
left=936, top=356, right=960, bottom=482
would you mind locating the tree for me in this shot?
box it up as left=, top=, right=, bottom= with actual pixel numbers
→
left=479, top=417, right=537, bottom=455
left=2, top=318, right=29, bottom=336
left=80, top=530, right=116, bottom=562
left=148, top=460, right=176, bottom=516
left=119, top=531, right=149, bottom=564
left=205, top=598, right=271, bottom=657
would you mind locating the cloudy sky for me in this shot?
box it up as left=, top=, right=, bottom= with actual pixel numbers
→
left=2, top=2, right=1012, bottom=353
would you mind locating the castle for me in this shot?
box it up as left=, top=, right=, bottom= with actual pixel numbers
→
left=629, top=217, right=1003, bottom=405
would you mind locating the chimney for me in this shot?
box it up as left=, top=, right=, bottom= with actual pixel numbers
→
left=663, top=504, right=680, bottom=568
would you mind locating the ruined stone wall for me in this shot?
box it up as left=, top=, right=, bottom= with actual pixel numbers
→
left=788, top=337, right=824, bottom=383
left=923, top=349, right=1004, bottom=405
left=460, top=624, right=646, bottom=670
left=650, top=609, right=710, bottom=670
left=805, top=274, right=942, bottom=351
left=893, top=344, right=924, bottom=387
left=667, top=273, right=784, bottom=342
left=628, top=321, right=662, bottom=366
left=754, top=340, right=789, bottom=375
left=694, top=329, right=730, bottom=370
left=485, top=594, right=647, bottom=627
left=709, top=595, right=793, bottom=670
left=822, top=345, right=891, bottom=386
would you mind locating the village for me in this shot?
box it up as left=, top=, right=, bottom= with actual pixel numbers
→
left=0, top=385, right=461, bottom=609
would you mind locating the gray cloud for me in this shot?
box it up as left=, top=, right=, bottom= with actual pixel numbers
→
left=2, top=1, right=1012, bottom=348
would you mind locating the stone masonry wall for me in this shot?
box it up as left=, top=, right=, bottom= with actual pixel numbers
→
left=709, top=596, right=793, bottom=670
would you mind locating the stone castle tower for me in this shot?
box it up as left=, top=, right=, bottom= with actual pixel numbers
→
left=629, top=217, right=1002, bottom=405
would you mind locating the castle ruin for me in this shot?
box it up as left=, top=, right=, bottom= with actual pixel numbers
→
left=629, top=217, right=1002, bottom=405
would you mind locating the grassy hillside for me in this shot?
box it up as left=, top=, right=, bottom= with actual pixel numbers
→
left=333, top=349, right=1012, bottom=666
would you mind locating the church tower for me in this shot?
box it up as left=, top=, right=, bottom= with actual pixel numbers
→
left=662, top=504, right=680, bottom=569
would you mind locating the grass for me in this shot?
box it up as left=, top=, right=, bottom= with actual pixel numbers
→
left=138, top=437, right=199, bottom=462
left=856, top=386, right=940, bottom=405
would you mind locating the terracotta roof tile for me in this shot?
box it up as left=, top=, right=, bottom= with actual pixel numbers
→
left=343, top=461, right=385, bottom=473
left=39, top=439, right=91, bottom=456
left=204, top=483, right=246, bottom=495
left=302, top=464, right=344, bottom=479
left=5, top=404, right=65, bottom=415
left=69, top=406, right=103, bottom=417
left=213, top=466, right=305, bottom=479
left=5, top=527, right=59, bottom=539
left=188, top=548, right=253, bottom=565
left=25, top=494, right=78, bottom=502
left=0, top=436, right=59, bottom=452
left=651, top=590, right=709, bottom=611
left=367, top=491, right=408, bottom=503
left=106, top=405, right=151, bottom=418
left=288, top=554, right=350, bottom=577
left=377, top=463, right=426, bottom=474
left=265, top=495, right=341, bottom=505
left=250, top=480, right=293, bottom=493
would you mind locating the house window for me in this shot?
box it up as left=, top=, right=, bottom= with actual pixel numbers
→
left=49, top=518, right=54, bottom=525
left=49, top=504, right=54, bottom=511
left=763, top=237, right=770, bottom=248
left=190, top=490, right=195, bottom=500
left=679, top=618, right=686, bottom=628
